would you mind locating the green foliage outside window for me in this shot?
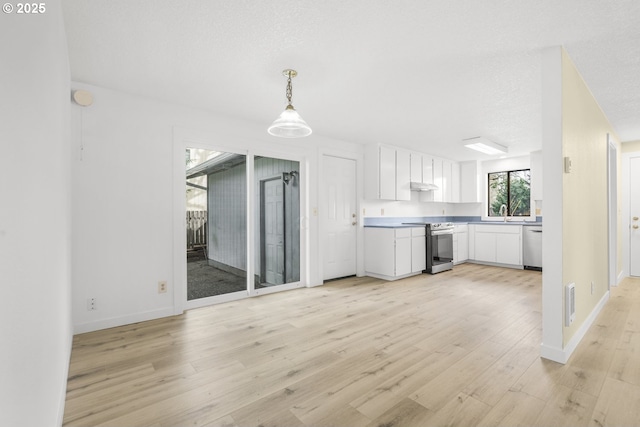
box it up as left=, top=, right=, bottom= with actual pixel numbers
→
left=488, top=169, right=531, bottom=216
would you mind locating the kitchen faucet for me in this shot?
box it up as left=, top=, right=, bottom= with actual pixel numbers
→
left=499, top=204, right=508, bottom=222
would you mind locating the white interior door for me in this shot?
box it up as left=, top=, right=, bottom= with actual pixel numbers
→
left=263, top=178, right=284, bottom=285
left=630, top=157, right=640, bottom=276
left=323, top=156, right=357, bottom=280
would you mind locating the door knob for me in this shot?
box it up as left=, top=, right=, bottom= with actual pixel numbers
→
left=352, top=221, right=357, bottom=226
left=634, top=225, right=639, bottom=229
left=352, top=213, right=356, bottom=218
left=633, top=217, right=639, bottom=221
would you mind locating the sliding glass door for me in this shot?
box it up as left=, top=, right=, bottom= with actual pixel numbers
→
left=184, top=149, right=300, bottom=305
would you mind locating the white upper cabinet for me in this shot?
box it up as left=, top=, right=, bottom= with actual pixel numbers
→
left=379, top=145, right=396, bottom=200
left=423, top=155, right=434, bottom=184
left=366, top=144, right=461, bottom=203
left=433, top=158, right=457, bottom=203
left=365, top=144, right=411, bottom=201
left=410, top=152, right=422, bottom=183
left=460, top=160, right=481, bottom=203
left=451, top=162, right=460, bottom=203
left=396, top=149, right=411, bottom=201
left=433, top=158, right=443, bottom=202
left=530, top=150, right=543, bottom=201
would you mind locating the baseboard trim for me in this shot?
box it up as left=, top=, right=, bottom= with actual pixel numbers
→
left=74, top=307, right=176, bottom=334
left=540, top=290, right=610, bottom=364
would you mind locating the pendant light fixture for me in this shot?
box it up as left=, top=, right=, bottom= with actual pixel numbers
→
left=268, top=69, right=312, bottom=138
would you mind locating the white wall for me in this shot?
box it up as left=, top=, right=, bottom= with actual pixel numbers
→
left=540, top=47, right=619, bottom=364
left=0, top=1, right=73, bottom=425
left=71, top=82, right=363, bottom=333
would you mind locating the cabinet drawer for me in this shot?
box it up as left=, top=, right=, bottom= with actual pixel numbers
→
left=411, top=227, right=426, bottom=237
left=395, top=228, right=412, bottom=238
left=454, top=224, right=468, bottom=233
left=475, top=224, right=521, bottom=234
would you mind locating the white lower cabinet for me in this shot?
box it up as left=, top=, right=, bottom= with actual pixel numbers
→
left=365, top=227, right=425, bottom=280
left=453, top=224, right=468, bottom=264
left=411, top=227, right=426, bottom=272
left=469, top=224, right=522, bottom=267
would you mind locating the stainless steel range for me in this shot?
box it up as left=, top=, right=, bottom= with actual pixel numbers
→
left=404, top=222, right=454, bottom=274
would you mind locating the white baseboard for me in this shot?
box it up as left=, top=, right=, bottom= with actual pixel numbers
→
left=74, top=307, right=176, bottom=334
left=540, top=290, right=610, bottom=364
left=617, top=271, right=625, bottom=286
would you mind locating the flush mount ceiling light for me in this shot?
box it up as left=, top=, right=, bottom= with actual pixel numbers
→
left=463, top=137, right=508, bottom=155
left=267, top=69, right=312, bottom=138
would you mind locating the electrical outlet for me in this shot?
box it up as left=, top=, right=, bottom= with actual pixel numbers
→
left=381, top=208, right=385, bottom=216
left=591, top=281, right=595, bottom=295
left=158, top=281, right=167, bottom=293
left=87, top=298, right=96, bottom=311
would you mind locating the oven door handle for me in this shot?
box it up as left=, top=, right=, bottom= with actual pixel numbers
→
left=431, top=229, right=454, bottom=236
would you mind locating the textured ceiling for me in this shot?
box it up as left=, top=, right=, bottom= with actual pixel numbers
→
left=62, top=0, right=640, bottom=161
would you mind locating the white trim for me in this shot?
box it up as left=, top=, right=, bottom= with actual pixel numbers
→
left=540, top=290, right=610, bottom=364
left=74, top=307, right=176, bottom=334
left=622, top=151, right=640, bottom=278
left=540, top=46, right=564, bottom=358
left=607, top=137, right=617, bottom=288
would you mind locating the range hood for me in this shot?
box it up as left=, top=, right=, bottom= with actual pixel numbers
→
left=410, top=181, right=439, bottom=192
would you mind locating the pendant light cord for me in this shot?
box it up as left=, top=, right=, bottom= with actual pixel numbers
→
left=286, top=72, right=293, bottom=107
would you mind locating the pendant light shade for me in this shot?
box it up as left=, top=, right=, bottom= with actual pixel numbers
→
left=268, top=69, right=312, bottom=138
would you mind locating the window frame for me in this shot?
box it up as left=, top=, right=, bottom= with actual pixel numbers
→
left=487, top=168, right=531, bottom=217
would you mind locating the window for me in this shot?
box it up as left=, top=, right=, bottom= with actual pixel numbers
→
left=488, top=169, right=531, bottom=217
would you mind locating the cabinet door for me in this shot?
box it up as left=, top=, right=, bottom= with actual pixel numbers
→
left=379, top=146, right=396, bottom=200
left=395, top=237, right=412, bottom=276
left=423, top=155, right=434, bottom=184
left=458, top=232, right=468, bottom=262
left=474, top=232, right=496, bottom=263
left=442, top=160, right=453, bottom=202
left=411, top=235, right=426, bottom=272
left=410, top=152, right=422, bottom=183
left=460, top=161, right=480, bottom=203
left=364, top=228, right=396, bottom=276
left=452, top=234, right=459, bottom=264
left=451, top=162, right=460, bottom=203
left=396, top=149, right=411, bottom=201
left=433, top=158, right=443, bottom=202
left=496, top=233, right=521, bottom=265
left=531, top=150, right=543, bottom=201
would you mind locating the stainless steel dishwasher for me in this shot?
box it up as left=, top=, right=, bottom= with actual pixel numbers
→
left=523, top=225, right=542, bottom=270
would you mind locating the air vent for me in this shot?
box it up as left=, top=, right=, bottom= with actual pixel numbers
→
left=565, top=283, right=576, bottom=326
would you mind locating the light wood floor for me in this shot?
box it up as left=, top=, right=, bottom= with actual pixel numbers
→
left=63, top=264, right=640, bottom=427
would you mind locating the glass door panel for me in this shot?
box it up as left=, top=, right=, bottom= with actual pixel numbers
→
left=186, top=148, right=247, bottom=299
left=254, top=156, right=300, bottom=289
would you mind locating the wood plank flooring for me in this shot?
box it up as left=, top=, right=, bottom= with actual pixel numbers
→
left=63, top=264, right=640, bottom=426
